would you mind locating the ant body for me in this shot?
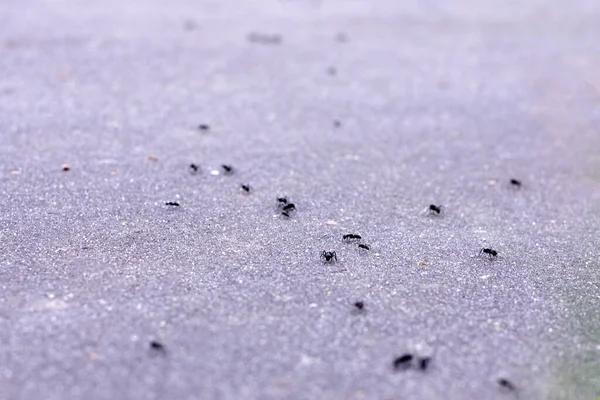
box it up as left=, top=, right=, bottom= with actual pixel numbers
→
left=352, top=301, right=366, bottom=315
left=282, top=203, right=296, bottom=212
left=480, top=248, right=498, bottom=260
left=510, top=179, right=522, bottom=188
left=393, top=354, right=413, bottom=370
left=393, top=354, right=431, bottom=371
left=498, top=378, right=516, bottom=391
left=321, top=251, right=337, bottom=263
left=149, top=341, right=165, bottom=352
left=221, top=164, right=234, bottom=175
left=165, top=202, right=180, bottom=207
left=343, top=234, right=361, bottom=241
left=429, top=204, right=442, bottom=215
left=240, top=184, right=251, bottom=193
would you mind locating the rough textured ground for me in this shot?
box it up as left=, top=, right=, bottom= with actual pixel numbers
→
left=1, top=1, right=599, bottom=399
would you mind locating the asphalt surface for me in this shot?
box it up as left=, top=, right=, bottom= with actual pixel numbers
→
left=1, top=1, right=600, bottom=399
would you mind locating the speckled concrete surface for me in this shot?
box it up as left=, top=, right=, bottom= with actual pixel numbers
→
left=1, top=1, right=599, bottom=399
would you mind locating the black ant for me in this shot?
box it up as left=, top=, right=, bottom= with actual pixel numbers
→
left=241, top=184, right=251, bottom=193
left=278, top=198, right=296, bottom=217
left=418, top=357, right=431, bottom=371
left=358, top=244, right=370, bottom=251
left=480, top=248, right=498, bottom=260
left=282, top=203, right=296, bottom=212
left=198, top=124, right=210, bottom=131
left=498, top=378, right=516, bottom=391
left=149, top=341, right=165, bottom=352
left=165, top=202, right=180, bottom=207
left=321, top=251, right=337, bottom=263
left=510, top=179, right=522, bottom=188
left=393, top=354, right=413, bottom=370
left=343, top=234, right=361, bottom=241
left=221, top=164, right=234, bottom=175
left=429, top=204, right=442, bottom=214
left=189, top=163, right=199, bottom=174
left=352, top=301, right=366, bottom=315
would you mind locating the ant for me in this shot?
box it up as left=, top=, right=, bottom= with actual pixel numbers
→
left=241, top=184, right=251, bottom=193
left=198, top=124, right=210, bottom=131
left=189, top=163, right=199, bottom=174
left=282, top=203, right=296, bottom=212
left=277, top=197, right=288, bottom=205
left=358, top=244, right=370, bottom=251
left=480, top=248, right=498, bottom=260
left=321, top=251, right=337, bottom=263
left=221, top=164, right=234, bottom=175
left=428, top=204, right=442, bottom=215
left=498, top=378, right=516, bottom=391
left=281, top=211, right=291, bottom=218
left=149, top=341, right=165, bottom=352
left=510, top=179, right=522, bottom=189
left=352, top=301, right=366, bottom=315
left=343, top=234, right=361, bottom=241
left=165, top=202, right=180, bottom=207
left=393, top=354, right=413, bottom=371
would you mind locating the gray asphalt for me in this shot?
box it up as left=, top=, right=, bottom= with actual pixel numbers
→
left=1, top=1, right=599, bottom=399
